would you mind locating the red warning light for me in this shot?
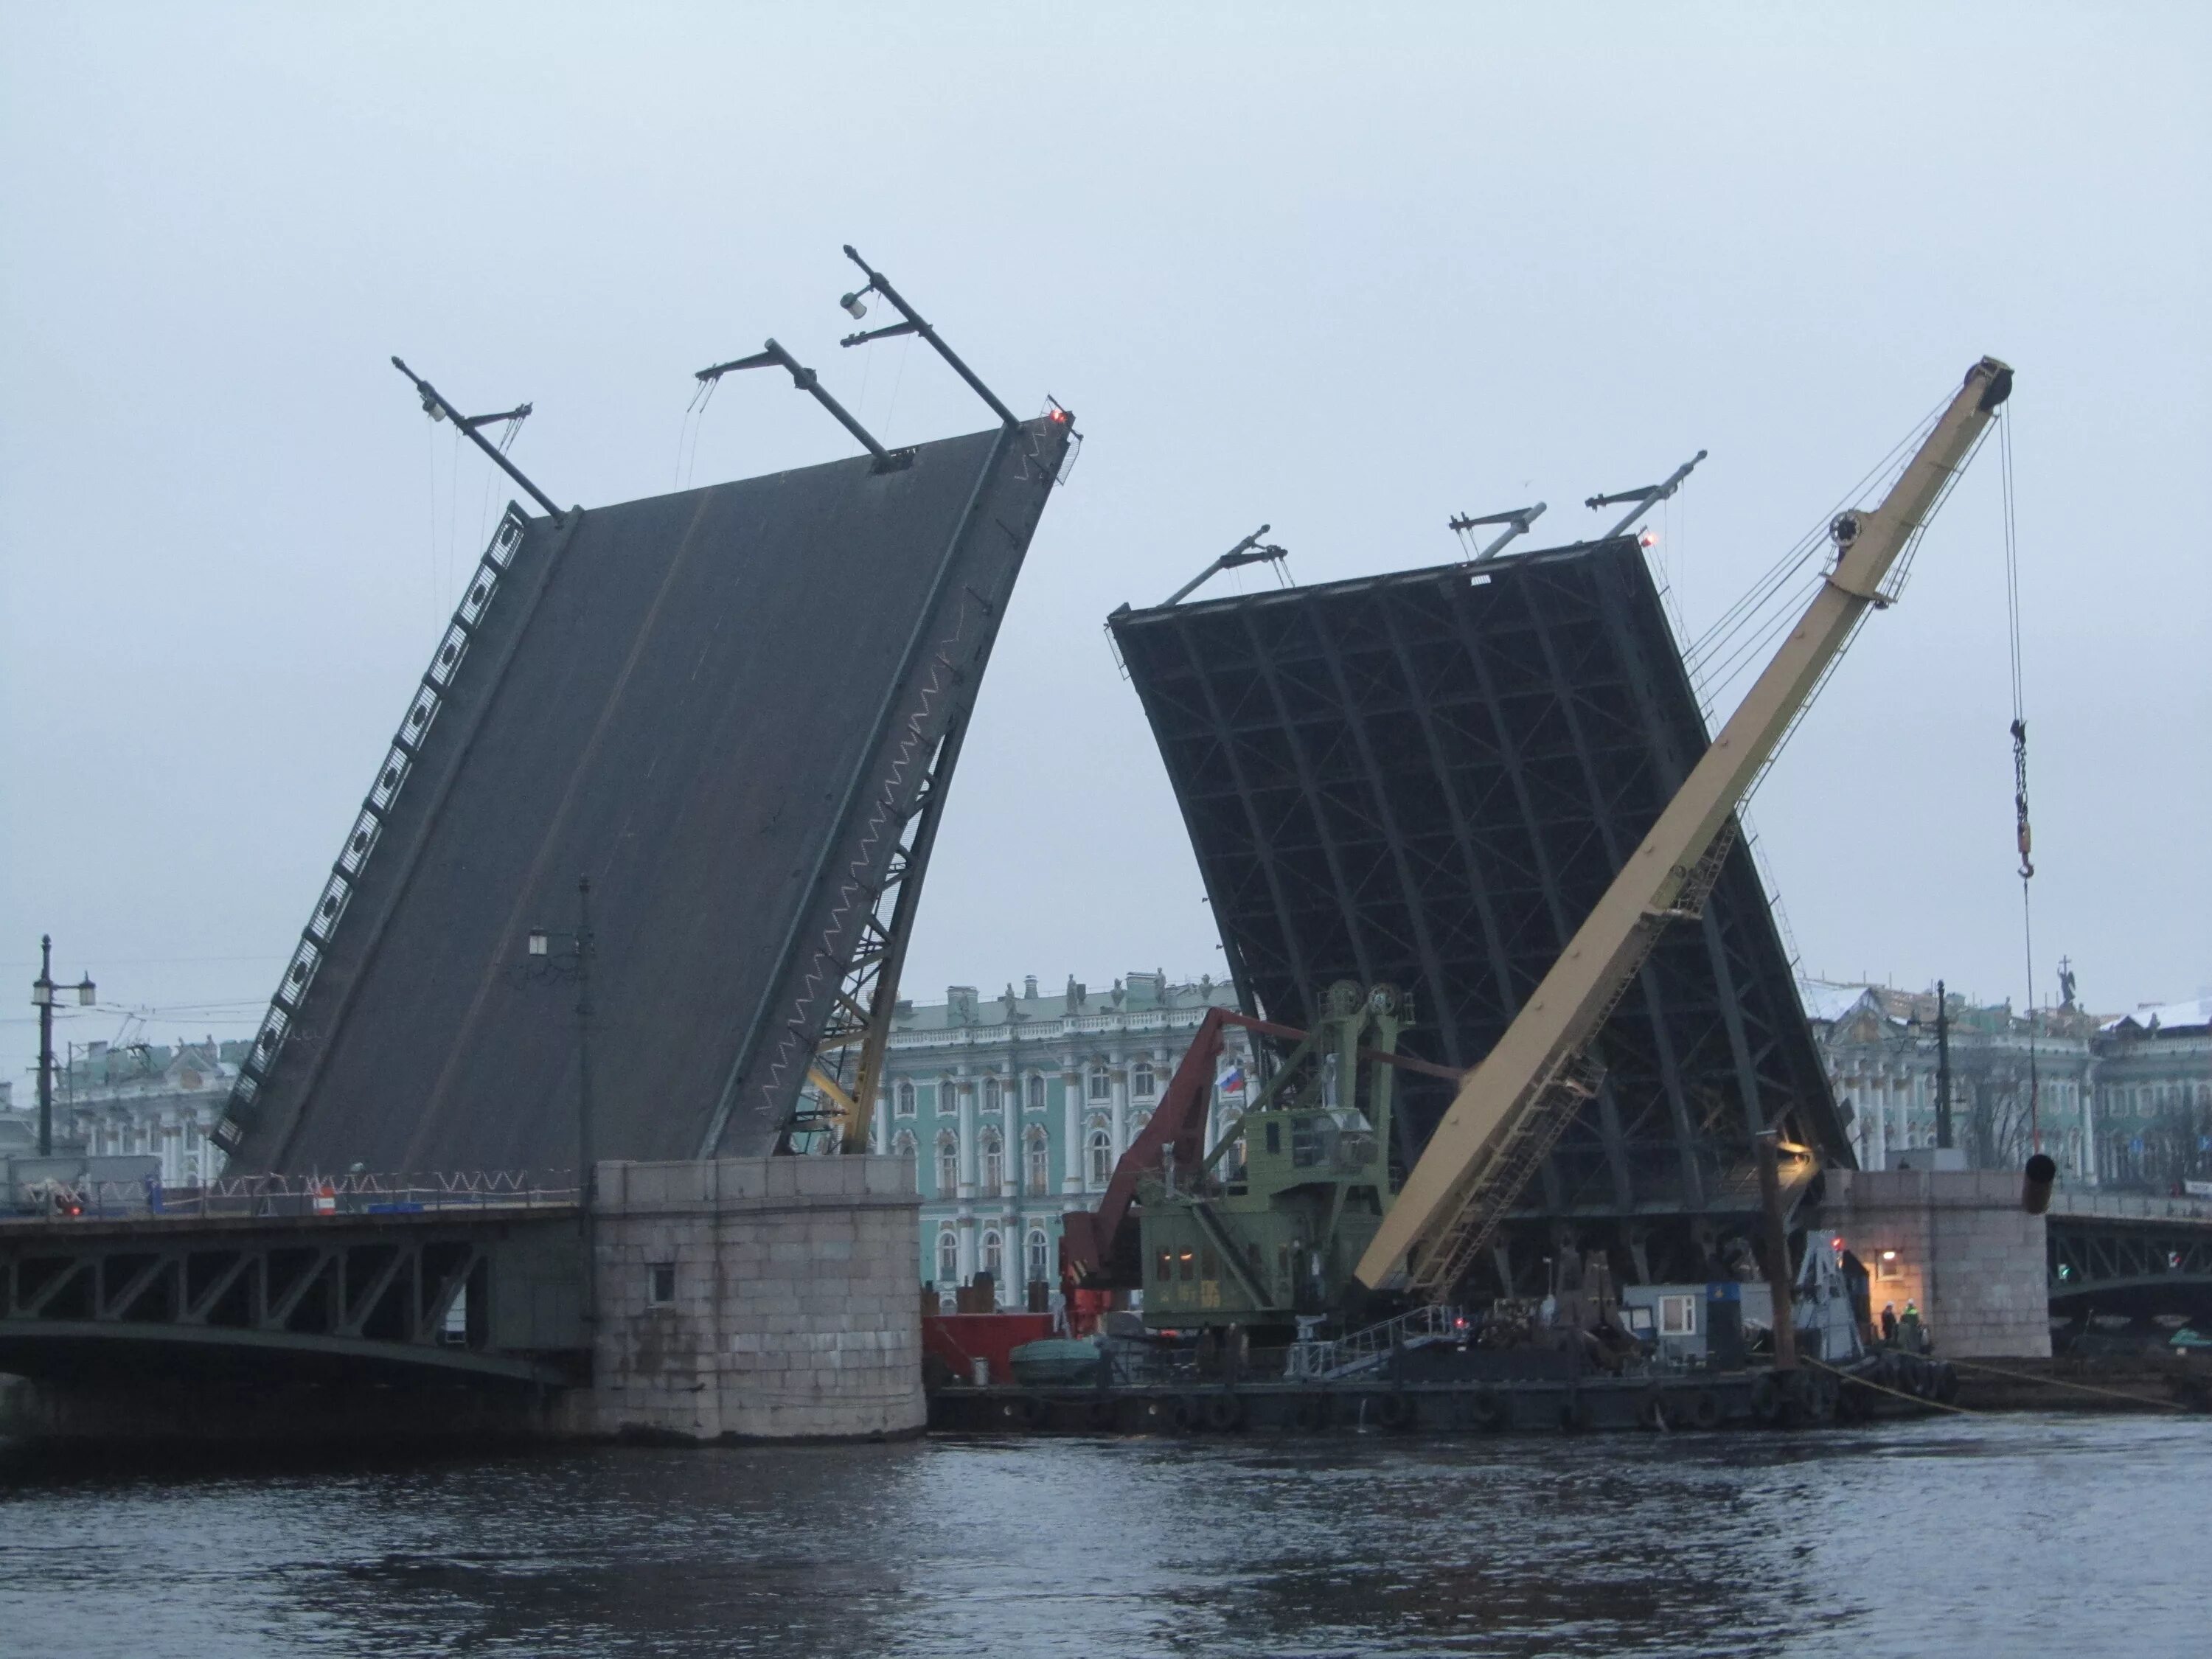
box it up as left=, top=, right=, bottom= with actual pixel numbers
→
left=1638, top=529, right=1660, bottom=549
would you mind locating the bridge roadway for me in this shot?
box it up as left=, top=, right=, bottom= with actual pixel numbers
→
left=0, top=1191, right=587, bottom=1393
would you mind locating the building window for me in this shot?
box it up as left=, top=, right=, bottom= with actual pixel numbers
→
left=1026, top=1228, right=1051, bottom=1287
left=647, top=1263, right=676, bottom=1307
left=1026, top=1074, right=1046, bottom=1111
left=979, top=1128, right=1005, bottom=1190
left=1658, top=1294, right=1697, bottom=1336
left=1132, top=1060, right=1155, bottom=1098
left=936, top=1229, right=959, bottom=1286
left=892, top=1129, right=917, bottom=1179
left=984, top=1077, right=1001, bottom=1113
left=936, top=1131, right=959, bottom=1195
left=981, top=1229, right=1004, bottom=1286
left=1088, top=1068, right=1111, bottom=1102
left=1876, top=1250, right=1905, bottom=1282
left=1024, top=1125, right=1051, bottom=1195
left=895, top=1080, right=917, bottom=1118
left=1088, top=1127, right=1114, bottom=1186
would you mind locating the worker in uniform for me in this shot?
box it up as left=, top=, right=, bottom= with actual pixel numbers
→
left=1899, top=1299, right=1923, bottom=1353
left=1880, top=1301, right=1899, bottom=1345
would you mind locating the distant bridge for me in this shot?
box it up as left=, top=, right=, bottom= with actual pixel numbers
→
left=2047, top=1190, right=2212, bottom=1321
left=0, top=1178, right=585, bottom=1391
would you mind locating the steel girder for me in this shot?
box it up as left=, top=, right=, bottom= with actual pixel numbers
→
left=2048, top=1214, right=2212, bottom=1295
left=1109, top=538, right=1846, bottom=1288
left=0, top=1212, right=584, bottom=1385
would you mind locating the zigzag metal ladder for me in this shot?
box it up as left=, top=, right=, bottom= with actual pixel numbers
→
left=1407, top=821, right=1742, bottom=1300
left=213, top=508, right=534, bottom=1158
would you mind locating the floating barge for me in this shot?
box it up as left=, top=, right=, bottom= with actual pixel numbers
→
left=929, top=1353, right=1955, bottom=1436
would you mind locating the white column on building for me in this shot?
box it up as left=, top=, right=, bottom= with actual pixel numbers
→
left=1110, top=1060, right=1130, bottom=1158
left=871, top=1088, right=888, bottom=1155
left=956, top=1073, right=977, bottom=1200
left=1001, top=1065, right=1019, bottom=1200
left=2081, top=1062, right=2100, bottom=1184
left=1061, top=1059, right=1083, bottom=1199
left=1864, top=1068, right=1887, bottom=1169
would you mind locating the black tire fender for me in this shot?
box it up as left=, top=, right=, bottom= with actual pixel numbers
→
left=1749, top=1372, right=1783, bottom=1425
left=1688, top=1389, right=1723, bottom=1430
left=1204, top=1392, right=1245, bottom=1433
left=1374, top=1393, right=1414, bottom=1432
left=1463, top=1389, right=1507, bottom=1433
left=1290, top=1394, right=1329, bottom=1434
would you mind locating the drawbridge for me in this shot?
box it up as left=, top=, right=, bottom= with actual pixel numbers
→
left=1109, top=533, right=1849, bottom=1293
left=216, top=406, right=1074, bottom=1176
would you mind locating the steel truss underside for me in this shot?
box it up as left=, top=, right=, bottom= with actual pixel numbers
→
left=1111, top=537, right=1848, bottom=1293
left=0, top=1214, right=582, bottom=1385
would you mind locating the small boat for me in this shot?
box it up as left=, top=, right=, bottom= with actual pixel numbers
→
left=1009, top=1338, right=1103, bottom=1386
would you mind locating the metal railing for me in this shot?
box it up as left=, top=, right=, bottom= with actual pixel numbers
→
left=1286, top=1302, right=1464, bottom=1380
left=5, top=1168, right=581, bottom=1223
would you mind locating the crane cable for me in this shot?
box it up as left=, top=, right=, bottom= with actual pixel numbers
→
left=2000, top=406, right=2039, bottom=1152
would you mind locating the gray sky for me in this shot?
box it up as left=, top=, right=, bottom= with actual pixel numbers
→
left=4, top=4, right=2206, bottom=1100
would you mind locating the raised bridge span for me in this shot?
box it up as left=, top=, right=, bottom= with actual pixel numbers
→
left=218, top=417, right=1073, bottom=1174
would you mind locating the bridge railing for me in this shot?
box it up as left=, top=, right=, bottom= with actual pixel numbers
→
left=5, top=1169, right=581, bottom=1222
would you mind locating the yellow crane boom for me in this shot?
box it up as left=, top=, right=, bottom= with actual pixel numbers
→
left=1357, top=355, right=2014, bottom=1295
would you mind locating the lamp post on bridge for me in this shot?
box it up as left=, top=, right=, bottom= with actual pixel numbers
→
left=29, top=936, right=97, bottom=1158
left=526, top=878, right=598, bottom=1323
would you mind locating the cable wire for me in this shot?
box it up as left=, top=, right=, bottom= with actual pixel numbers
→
left=2000, top=406, right=2039, bottom=1150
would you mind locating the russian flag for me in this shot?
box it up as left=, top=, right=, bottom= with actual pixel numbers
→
left=1217, top=1064, right=1245, bottom=1096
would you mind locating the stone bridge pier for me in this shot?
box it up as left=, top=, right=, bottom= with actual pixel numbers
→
left=566, top=1154, right=924, bottom=1442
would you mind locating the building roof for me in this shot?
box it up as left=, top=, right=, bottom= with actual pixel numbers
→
left=891, top=973, right=1239, bottom=1033
left=2101, top=996, right=2212, bottom=1036
left=1798, top=981, right=1882, bottom=1025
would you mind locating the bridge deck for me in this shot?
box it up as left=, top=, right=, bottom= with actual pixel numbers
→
left=222, top=418, right=1070, bottom=1175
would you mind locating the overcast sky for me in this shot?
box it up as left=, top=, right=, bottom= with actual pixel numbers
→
left=3, top=4, right=2205, bottom=1100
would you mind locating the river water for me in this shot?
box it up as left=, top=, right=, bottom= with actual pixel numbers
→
left=1, top=1413, right=2201, bottom=1658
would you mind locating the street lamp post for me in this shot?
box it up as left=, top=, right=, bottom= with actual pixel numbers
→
left=29, top=936, right=96, bottom=1158
left=527, top=877, right=597, bottom=1321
